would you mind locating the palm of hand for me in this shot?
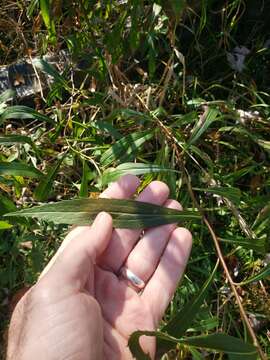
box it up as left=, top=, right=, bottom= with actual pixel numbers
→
left=94, top=265, right=156, bottom=359
left=8, top=176, right=192, bottom=360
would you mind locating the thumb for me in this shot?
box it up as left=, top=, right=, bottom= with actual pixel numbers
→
left=40, top=212, right=113, bottom=292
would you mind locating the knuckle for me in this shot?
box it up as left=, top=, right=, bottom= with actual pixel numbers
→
left=31, top=282, right=56, bottom=304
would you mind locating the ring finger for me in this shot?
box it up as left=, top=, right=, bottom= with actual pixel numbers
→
left=119, top=199, right=182, bottom=289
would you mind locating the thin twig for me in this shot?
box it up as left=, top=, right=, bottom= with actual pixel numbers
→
left=183, top=168, right=267, bottom=360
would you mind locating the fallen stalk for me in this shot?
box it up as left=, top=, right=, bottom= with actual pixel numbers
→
left=153, top=116, right=267, bottom=360
left=184, top=169, right=267, bottom=360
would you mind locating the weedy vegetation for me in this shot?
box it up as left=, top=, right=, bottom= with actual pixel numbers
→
left=0, top=0, right=270, bottom=359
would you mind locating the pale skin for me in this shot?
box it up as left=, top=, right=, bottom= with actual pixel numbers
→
left=7, top=175, right=192, bottom=359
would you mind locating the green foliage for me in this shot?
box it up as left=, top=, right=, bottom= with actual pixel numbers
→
left=1, top=0, right=270, bottom=358
left=40, top=0, right=57, bottom=45
left=100, top=131, right=154, bottom=167
left=162, top=261, right=218, bottom=338
left=5, top=198, right=199, bottom=228
left=0, top=106, right=53, bottom=124
left=0, top=162, right=42, bottom=178
left=129, top=331, right=257, bottom=360
left=101, top=162, right=178, bottom=186
left=34, top=156, right=64, bottom=201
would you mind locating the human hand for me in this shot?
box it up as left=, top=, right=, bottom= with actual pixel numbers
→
left=7, top=175, right=192, bottom=360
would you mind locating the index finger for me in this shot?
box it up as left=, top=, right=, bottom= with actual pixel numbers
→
left=40, top=174, right=140, bottom=278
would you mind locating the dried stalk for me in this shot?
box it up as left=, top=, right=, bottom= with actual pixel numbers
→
left=183, top=167, right=267, bottom=360
left=153, top=117, right=267, bottom=360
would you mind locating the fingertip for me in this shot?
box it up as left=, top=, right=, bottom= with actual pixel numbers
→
left=150, top=180, right=170, bottom=196
left=119, top=174, right=140, bottom=187
left=94, top=211, right=113, bottom=228
left=172, top=227, right=193, bottom=256
left=164, top=198, right=183, bottom=211
left=138, top=181, right=170, bottom=201
left=101, top=174, right=140, bottom=199
left=176, top=227, right=192, bottom=242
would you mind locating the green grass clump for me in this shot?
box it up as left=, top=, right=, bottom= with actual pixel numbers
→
left=0, top=0, right=270, bottom=358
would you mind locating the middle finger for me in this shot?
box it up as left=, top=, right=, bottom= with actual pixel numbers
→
left=98, top=180, right=169, bottom=273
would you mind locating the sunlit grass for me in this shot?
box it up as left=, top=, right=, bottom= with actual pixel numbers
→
left=0, top=0, right=269, bottom=358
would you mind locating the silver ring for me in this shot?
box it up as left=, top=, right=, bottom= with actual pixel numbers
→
left=119, top=267, right=145, bottom=291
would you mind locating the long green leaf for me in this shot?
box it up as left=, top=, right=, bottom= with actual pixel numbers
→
left=40, top=0, right=56, bottom=44
left=219, top=237, right=266, bottom=253
left=5, top=198, right=200, bottom=228
left=100, top=131, right=154, bottom=166
left=183, top=333, right=257, bottom=358
left=163, top=261, right=218, bottom=336
left=34, top=157, right=64, bottom=201
left=0, top=162, right=43, bottom=178
left=186, top=317, right=219, bottom=333
left=79, top=160, right=89, bottom=198
left=157, top=261, right=218, bottom=354
left=0, top=89, right=15, bottom=104
left=101, top=162, right=178, bottom=185
left=129, top=331, right=257, bottom=360
left=0, top=106, right=53, bottom=124
left=0, top=134, right=34, bottom=147
left=194, top=187, right=241, bottom=205
left=92, top=120, right=121, bottom=140
left=188, top=107, right=220, bottom=145
left=0, top=194, right=16, bottom=216
left=237, top=264, right=270, bottom=286
left=27, top=0, right=39, bottom=18
left=33, top=58, right=68, bottom=88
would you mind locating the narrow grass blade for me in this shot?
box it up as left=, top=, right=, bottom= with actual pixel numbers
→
left=0, top=194, right=17, bottom=215
left=237, top=264, right=270, bottom=286
left=101, top=162, right=178, bottom=185
left=33, top=58, right=68, bottom=89
left=27, top=0, right=39, bottom=18
left=5, top=198, right=200, bottom=228
left=182, top=333, right=257, bottom=358
left=0, top=134, right=34, bottom=147
left=0, top=220, right=13, bottom=230
left=0, top=89, right=15, bottom=104
left=186, top=317, right=219, bottom=333
left=219, top=237, right=266, bottom=253
left=189, top=348, right=204, bottom=360
left=79, top=160, right=89, bottom=198
left=171, top=111, right=198, bottom=127
left=92, top=120, right=121, bottom=140
left=40, top=0, right=56, bottom=44
left=129, top=331, right=257, bottom=360
left=188, top=107, right=220, bottom=145
left=0, top=106, right=53, bottom=125
left=34, top=157, right=64, bottom=201
left=256, top=139, right=270, bottom=151
left=100, top=131, right=154, bottom=167
left=0, top=162, right=42, bottom=178
left=158, top=261, right=219, bottom=353
left=194, top=187, right=241, bottom=205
